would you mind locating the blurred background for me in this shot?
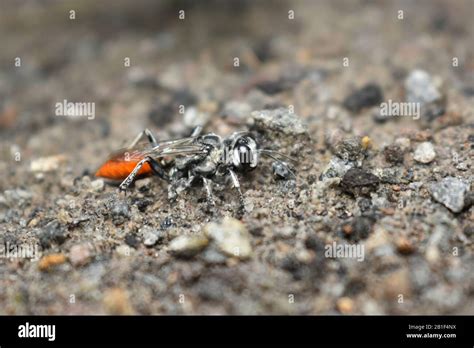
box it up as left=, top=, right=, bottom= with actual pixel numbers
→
left=0, top=0, right=472, bottom=172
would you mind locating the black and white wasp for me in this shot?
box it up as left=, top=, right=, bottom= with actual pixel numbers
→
left=95, top=126, right=295, bottom=208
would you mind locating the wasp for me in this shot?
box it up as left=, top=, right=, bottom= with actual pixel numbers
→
left=95, top=126, right=295, bottom=208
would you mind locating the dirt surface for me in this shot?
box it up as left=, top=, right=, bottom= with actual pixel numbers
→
left=0, top=0, right=473, bottom=314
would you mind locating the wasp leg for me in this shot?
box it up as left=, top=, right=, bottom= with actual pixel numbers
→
left=228, top=169, right=245, bottom=209
left=119, top=156, right=167, bottom=190
left=191, top=126, right=203, bottom=137
left=202, top=177, right=215, bottom=207
left=148, top=157, right=170, bottom=182
left=127, top=128, right=158, bottom=148
left=168, top=175, right=196, bottom=201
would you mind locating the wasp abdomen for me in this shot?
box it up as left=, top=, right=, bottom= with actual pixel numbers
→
left=95, top=160, right=152, bottom=181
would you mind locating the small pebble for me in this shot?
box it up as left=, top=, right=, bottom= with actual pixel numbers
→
left=336, top=297, right=354, bottom=314
left=116, top=244, right=133, bottom=257
left=202, top=248, right=228, bottom=265
left=361, top=136, right=372, bottom=150
left=69, top=244, right=92, bottom=267
left=38, top=220, right=68, bottom=249
left=38, top=253, right=67, bottom=271
left=396, top=237, right=415, bottom=255
left=141, top=226, right=164, bottom=247
left=90, top=179, right=104, bottom=192
left=384, top=144, right=404, bottom=164
left=413, top=142, right=436, bottom=164
left=30, top=154, right=67, bottom=172
left=169, top=234, right=209, bottom=258
left=381, top=269, right=411, bottom=300
left=394, top=137, right=411, bottom=151
left=341, top=216, right=374, bottom=241
left=60, top=176, right=75, bottom=189
left=103, top=288, right=133, bottom=314
left=124, top=234, right=139, bottom=248
left=340, top=168, right=380, bottom=197
left=110, top=201, right=130, bottom=225
left=463, top=226, right=474, bottom=237
left=320, top=156, right=354, bottom=180
left=135, top=177, right=152, bottom=190
left=243, top=197, right=254, bottom=213
left=1, top=188, right=32, bottom=207
left=205, top=217, right=252, bottom=259
left=331, top=136, right=365, bottom=162
left=405, top=69, right=445, bottom=120
left=183, top=106, right=211, bottom=128
left=405, top=69, right=443, bottom=106
left=429, top=177, right=470, bottom=213
left=272, top=161, right=291, bottom=180
left=456, top=162, right=468, bottom=171
left=143, top=233, right=158, bottom=247
left=250, top=108, right=307, bottom=136
left=222, top=101, right=252, bottom=122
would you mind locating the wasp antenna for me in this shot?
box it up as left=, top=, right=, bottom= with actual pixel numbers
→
left=258, top=149, right=297, bottom=163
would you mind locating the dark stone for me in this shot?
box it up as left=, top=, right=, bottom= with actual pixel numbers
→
left=424, top=105, right=446, bottom=122
left=404, top=168, right=415, bottom=182
left=148, top=100, right=174, bottom=127
left=383, top=144, right=404, bottom=164
left=464, top=191, right=474, bottom=210
left=132, top=197, right=153, bottom=212
left=463, top=86, right=474, bottom=97
left=124, top=233, right=139, bottom=248
left=341, top=216, right=374, bottom=241
left=373, top=109, right=388, bottom=123
left=255, top=69, right=306, bottom=95
left=468, top=134, right=474, bottom=143
left=357, top=198, right=372, bottom=212
left=340, top=168, right=380, bottom=196
left=171, top=89, right=197, bottom=108
left=253, top=39, right=274, bottom=63
left=280, top=254, right=305, bottom=280
left=304, top=235, right=325, bottom=252
left=343, top=83, right=383, bottom=113
left=431, top=13, right=449, bottom=31
left=255, top=79, right=287, bottom=95
left=464, top=225, right=474, bottom=237
left=0, top=233, right=18, bottom=248
left=39, top=220, right=68, bottom=249
left=343, top=278, right=367, bottom=296
left=110, top=201, right=130, bottom=225
left=272, top=161, right=291, bottom=180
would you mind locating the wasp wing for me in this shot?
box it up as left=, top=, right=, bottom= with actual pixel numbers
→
left=96, top=136, right=207, bottom=180
left=105, top=136, right=206, bottom=162
left=143, top=136, right=207, bottom=157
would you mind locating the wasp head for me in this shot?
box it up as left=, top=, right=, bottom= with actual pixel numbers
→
left=231, top=134, right=258, bottom=172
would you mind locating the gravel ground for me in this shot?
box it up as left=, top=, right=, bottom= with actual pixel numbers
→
left=0, top=0, right=473, bottom=315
